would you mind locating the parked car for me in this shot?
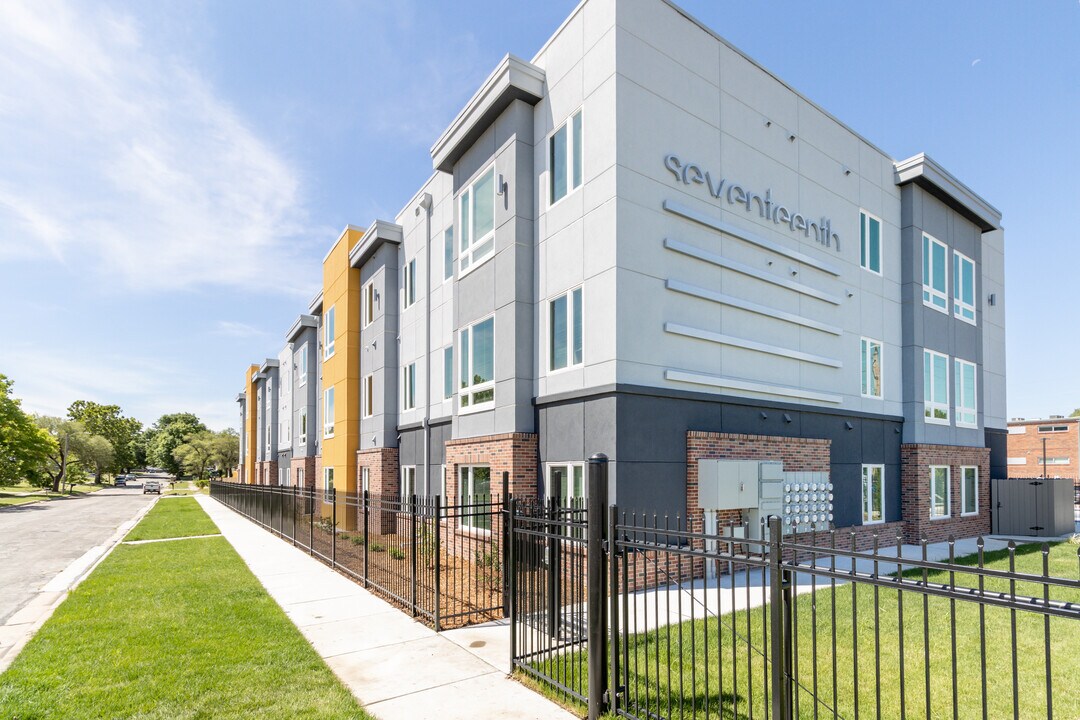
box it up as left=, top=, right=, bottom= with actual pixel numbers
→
left=114, top=477, right=126, bottom=487
left=143, top=480, right=161, bottom=495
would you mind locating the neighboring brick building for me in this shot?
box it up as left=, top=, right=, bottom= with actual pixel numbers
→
left=1006, top=416, right=1080, bottom=481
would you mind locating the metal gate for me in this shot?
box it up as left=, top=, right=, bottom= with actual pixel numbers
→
left=991, top=477, right=1075, bottom=536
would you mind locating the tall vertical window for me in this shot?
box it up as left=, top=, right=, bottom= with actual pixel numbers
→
left=443, top=227, right=454, bottom=281
left=298, top=343, right=308, bottom=386
left=402, top=363, right=416, bottom=411
left=861, top=465, right=885, bottom=524
left=922, top=234, right=948, bottom=312
left=550, top=109, right=583, bottom=204
left=297, top=467, right=304, bottom=487
left=923, top=349, right=949, bottom=423
left=324, top=306, right=336, bottom=357
left=953, top=251, right=976, bottom=324
left=459, top=167, right=496, bottom=273
left=960, top=466, right=978, bottom=516
left=459, top=466, right=492, bottom=530
left=860, top=211, right=882, bottom=274
left=929, top=466, right=950, bottom=518
left=443, top=347, right=453, bottom=400
left=549, top=288, right=583, bottom=371
left=460, top=317, right=494, bottom=409
left=266, top=421, right=272, bottom=453
left=299, top=407, right=307, bottom=446
left=400, top=466, right=415, bottom=498
left=361, top=466, right=370, bottom=494
left=547, top=464, right=585, bottom=506
left=363, top=374, right=374, bottom=418
left=860, top=337, right=882, bottom=398
left=954, top=359, right=977, bottom=428
left=323, top=467, right=334, bottom=502
left=403, top=259, right=417, bottom=309
left=363, top=282, right=375, bottom=327
left=324, top=387, right=335, bottom=437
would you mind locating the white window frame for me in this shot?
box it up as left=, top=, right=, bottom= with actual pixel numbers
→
left=363, top=281, right=375, bottom=328
left=265, top=420, right=272, bottom=454
left=298, top=343, right=308, bottom=386
left=549, top=108, right=583, bottom=206
left=459, top=316, right=495, bottom=412
left=960, top=466, right=979, bottom=516
left=297, top=467, right=305, bottom=488
left=860, top=464, right=885, bottom=525
left=324, top=306, right=336, bottom=358
left=929, top=466, right=951, bottom=519
left=458, top=465, right=492, bottom=532
left=860, top=337, right=883, bottom=399
left=859, top=210, right=883, bottom=276
left=1006, top=457, right=1027, bottom=466
left=443, top=346, right=453, bottom=400
left=922, top=234, right=948, bottom=313
left=324, top=386, right=335, bottom=438
left=458, top=165, right=496, bottom=276
left=400, top=465, right=415, bottom=498
left=549, top=287, right=583, bottom=373
left=545, top=463, right=586, bottom=506
left=924, top=349, right=950, bottom=424
left=361, top=466, right=370, bottom=494
left=954, top=358, right=978, bottom=428
left=443, top=227, right=454, bottom=282
left=403, top=258, right=417, bottom=309
left=952, top=250, right=976, bottom=325
left=1040, top=457, right=1071, bottom=466
left=439, top=464, right=446, bottom=499
left=1037, top=425, right=1068, bottom=433
left=299, top=406, right=307, bottom=446
left=323, top=467, right=334, bottom=502
left=363, top=374, right=374, bottom=418
left=402, top=363, right=416, bottom=411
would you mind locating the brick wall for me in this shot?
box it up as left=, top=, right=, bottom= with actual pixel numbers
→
left=900, top=443, right=991, bottom=543
left=1005, top=420, right=1079, bottom=481
left=290, top=456, right=316, bottom=488
left=444, top=433, right=539, bottom=503
left=356, top=447, right=400, bottom=534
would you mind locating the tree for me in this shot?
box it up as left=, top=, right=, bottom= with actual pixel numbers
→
left=173, top=431, right=217, bottom=481
left=1070, top=408, right=1080, bottom=418
left=0, top=375, right=56, bottom=487
left=213, top=429, right=240, bottom=475
left=67, top=400, right=142, bottom=473
left=79, top=435, right=115, bottom=484
left=147, top=413, right=208, bottom=476
left=34, top=416, right=88, bottom=492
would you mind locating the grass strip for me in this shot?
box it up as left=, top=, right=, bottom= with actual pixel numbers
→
left=0, top=502, right=370, bottom=719
left=124, top=496, right=219, bottom=541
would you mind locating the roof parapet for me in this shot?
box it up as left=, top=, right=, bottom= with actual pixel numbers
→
left=894, top=153, right=1002, bottom=231
left=349, top=220, right=404, bottom=269
left=285, top=314, right=319, bottom=342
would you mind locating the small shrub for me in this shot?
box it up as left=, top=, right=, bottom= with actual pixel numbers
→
left=370, top=542, right=386, bottom=553
left=339, top=533, right=351, bottom=541
left=388, top=547, right=406, bottom=560
left=350, top=535, right=366, bottom=546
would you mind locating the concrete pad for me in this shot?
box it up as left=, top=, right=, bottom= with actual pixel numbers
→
left=3, top=592, right=64, bottom=626
left=442, top=619, right=513, bottom=673
left=283, top=594, right=395, bottom=627
left=300, top=612, right=432, bottom=656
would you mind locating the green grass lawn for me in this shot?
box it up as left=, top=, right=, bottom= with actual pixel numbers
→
left=124, top=497, right=219, bottom=541
left=547, top=541, right=1080, bottom=720
left=0, top=483, right=104, bottom=507
left=0, top=493, right=47, bottom=506
left=0, top=498, right=371, bottom=719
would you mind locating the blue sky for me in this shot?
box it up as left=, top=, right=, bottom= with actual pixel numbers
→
left=0, top=0, right=1077, bottom=430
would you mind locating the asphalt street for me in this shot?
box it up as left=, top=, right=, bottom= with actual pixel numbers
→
left=0, top=486, right=155, bottom=624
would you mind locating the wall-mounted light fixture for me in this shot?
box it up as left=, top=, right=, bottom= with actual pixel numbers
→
left=842, top=165, right=852, bottom=176
left=988, top=293, right=997, bottom=306
left=496, top=174, right=508, bottom=196
left=764, top=118, right=772, bottom=127
left=788, top=133, right=796, bottom=142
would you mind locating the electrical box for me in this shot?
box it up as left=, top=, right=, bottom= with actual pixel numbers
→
left=697, top=460, right=760, bottom=510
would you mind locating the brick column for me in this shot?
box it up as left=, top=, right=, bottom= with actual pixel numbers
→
left=901, top=443, right=991, bottom=543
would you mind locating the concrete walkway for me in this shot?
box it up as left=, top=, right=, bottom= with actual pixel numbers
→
left=195, top=494, right=576, bottom=720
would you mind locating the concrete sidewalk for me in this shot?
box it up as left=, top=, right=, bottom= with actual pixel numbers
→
left=195, top=494, right=576, bottom=720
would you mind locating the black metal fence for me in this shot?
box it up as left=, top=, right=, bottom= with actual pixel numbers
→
left=210, top=480, right=506, bottom=630
left=511, top=456, right=1080, bottom=720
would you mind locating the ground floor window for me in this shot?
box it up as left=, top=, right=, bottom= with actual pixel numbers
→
left=860, top=464, right=884, bottom=524
left=546, top=463, right=585, bottom=507
left=400, top=466, right=415, bottom=499
left=297, top=467, right=305, bottom=487
left=323, top=467, right=334, bottom=502
left=361, top=466, right=369, bottom=494
left=458, top=465, right=491, bottom=530
left=929, top=466, right=950, bottom=518
left=279, top=467, right=289, bottom=487
left=960, top=466, right=978, bottom=515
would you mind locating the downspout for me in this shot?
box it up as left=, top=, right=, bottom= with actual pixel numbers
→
left=416, top=193, right=433, bottom=495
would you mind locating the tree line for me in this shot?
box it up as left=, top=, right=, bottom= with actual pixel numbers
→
left=0, top=373, right=238, bottom=491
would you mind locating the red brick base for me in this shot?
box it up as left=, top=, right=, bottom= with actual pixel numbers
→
left=356, top=447, right=400, bottom=496
left=444, top=433, right=539, bottom=502
left=901, top=443, right=990, bottom=543
left=290, top=456, right=316, bottom=488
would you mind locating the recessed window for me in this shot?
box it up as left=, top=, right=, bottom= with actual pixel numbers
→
left=324, top=386, right=335, bottom=438
left=953, top=251, right=976, bottom=324
left=299, top=407, right=307, bottom=446
left=459, top=167, right=496, bottom=273
left=861, top=464, right=885, bottom=524
left=1039, top=457, right=1071, bottom=466
left=324, top=306, right=336, bottom=358
left=403, top=259, right=417, bottom=309
left=550, top=109, right=583, bottom=204
left=460, top=317, right=494, bottom=409
left=923, top=349, right=949, bottom=424
left=298, top=344, right=308, bottom=387
left=363, top=282, right=375, bottom=328
left=922, top=234, right=948, bottom=313
left=363, top=374, right=374, bottom=418
left=960, top=466, right=978, bottom=516
left=458, top=465, right=491, bottom=530
left=929, top=466, right=950, bottom=518
left=443, top=346, right=453, bottom=400
left=547, top=463, right=585, bottom=538
left=1037, top=424, right=1068, bottom=433
left=860, top=338, right=882, bottom=398
left=361, top=466, right=370, bottom=494
left=860, top=211, right=882, bottom=275
left=443, top=227, right=454, bottom=281
left=400, top=466, right=415, bottom=498
left=323, top=467, right=334, bottom=502
left=549, top=288, right=583, bottom=371
left=954, top=358, right=977, bottom=428
left=402, top=363, right=416, bottom=411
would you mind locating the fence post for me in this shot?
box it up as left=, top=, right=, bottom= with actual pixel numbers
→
left=507, top=496, right=517, bottom=670
left=331, top=486, right=337, bottom=570
left=501, top=470, right=511, bottom=618
left=587, top=453, right=609, bottom=720
left=769, top=515, right=791, bottom=720
left=608, top=503, right=620, bottom=714
left=434, top=494, right=442, bottom=632
left=309, top=486, right=314, bottom=555
left=363, top=490, right=369, bottom=588
left=292, top=484, right=297, bottom=546
left=411, top=493, right=418, bottom=617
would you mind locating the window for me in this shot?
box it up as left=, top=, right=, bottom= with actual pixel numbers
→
left=547, top=464, right=585, bottom=506
left=922, top=234, right=948, bottom=312
left=299, top=407, right=307, bottom=446
left=363, top=374, right=374, bottom=418
left=443, top=227, right=454, bottom=281
left=460, top=317, right=494, bottom=409
left=324, top=306, right=336, bottom=358
left=361, top=466, right=370, bottom=494
left=265, top=421, right=271, bottom=453
left=297, top=467, right=305, bottom=487
left=459, top=167, right=496, bottom=273
left=439, top=464, right=446, bottom=499
left=323, top=467, right=334, bottom=502
left=363, top=282, right=375, bottom=327
left=923, top=349, right=949, bottom=423
left=402, top=364, right=416, bottom=411
left=1039, top=457, right=1071, bottom=466
left=549, top=288, right=583, bottom=371
left=400, top=466, right=415, bottom=498
left=929, top=466, right=950, bottom=518
left=550, top=109, right=583, bottom=204
left=860, top=338, right=882, bottom=398
left=860, top=465, right=885, bottom=524
left=953, top=251, right=976, bottom=324
left=324, top=387, right=335, bottom=438
left=403, top=258, right=417, bottom=309
left=443, top=347, right=453, bottom=400
left=280, top=467, right=289, bottom=487
left=960, top=466, right=978, bottom=516
left=954, top=359, right=977, bottom=428
left=1008, top=426, right=1027, bottom=435
left=298, top=344, right=308, bottom=386
left=1037, top=425, right=1069, bottom=433
left=1007, top=457, right=1027, bottom=466
left=458, top=466, right=492, bottom=530
left=860, top=211, right=882, bottom=274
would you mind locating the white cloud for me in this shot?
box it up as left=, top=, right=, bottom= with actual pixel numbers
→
left=0, top=0, right=327, bottom=293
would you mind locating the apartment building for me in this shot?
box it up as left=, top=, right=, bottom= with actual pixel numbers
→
left=234, top=0, right=1007, bottom=543
left=285, top=313, right=320, bottom=489
left=1007, top=417, right=1080, bottom=480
